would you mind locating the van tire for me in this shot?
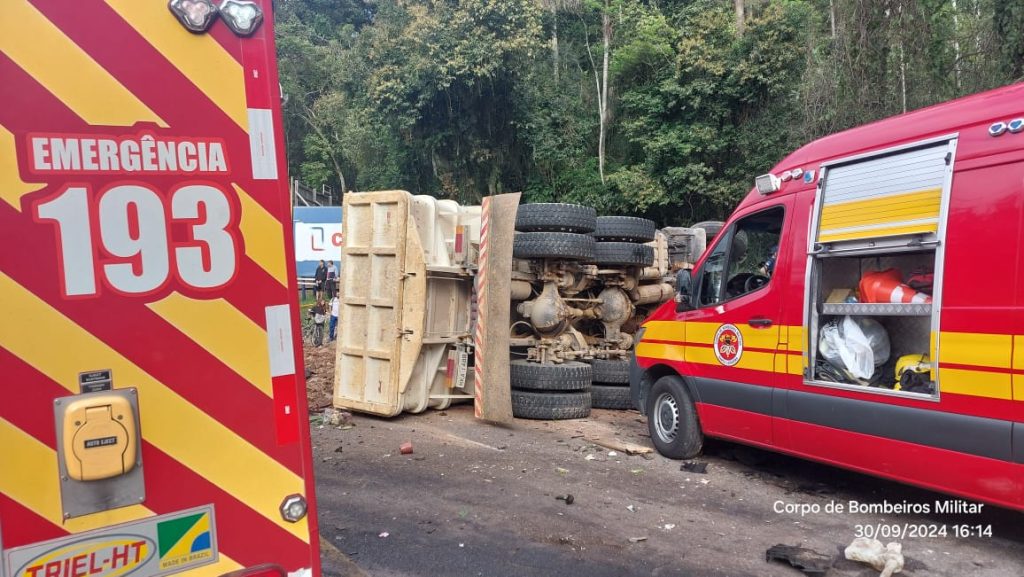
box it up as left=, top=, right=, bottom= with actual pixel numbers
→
left=690, top=220, right=725, bottom=243
left=510, top=360, right=592, bottom=392
left=646, top=375, right=703, bottom=459
left=590, top=358, right=629, bottom=384
left=514, top=232, right=596, bottom=261
left=594, top=242, right=654, bottom=267
left=512, top=390, right=591, bottom=420
left=592, top=385, right=634, bottom=410
left=516, top=203, right=597, bottom=234
left=594, top=216, right=657, bottom=242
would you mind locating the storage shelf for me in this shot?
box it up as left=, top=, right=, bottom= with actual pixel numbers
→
left=820, top=302, right=932, bottom=316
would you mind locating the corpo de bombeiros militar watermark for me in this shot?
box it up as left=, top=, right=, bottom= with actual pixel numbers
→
left=772, top=499, right=993, bottom=539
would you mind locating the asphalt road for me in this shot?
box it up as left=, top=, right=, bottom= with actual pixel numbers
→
left=312, top=405, right=1023, bottom=577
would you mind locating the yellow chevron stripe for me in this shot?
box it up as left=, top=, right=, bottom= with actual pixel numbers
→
left=104, top=0, right=247, bottom=131
left=147, top=293, right=272, bottom=397
left=0, top=1, right=165, bottom=127
left=0, top=418, right=242, bottom=574
left=236, top=184, right=288, bottom=286
left=0, top=125, right=45, bottom=212
left=0, top=273, right=309, bottom=543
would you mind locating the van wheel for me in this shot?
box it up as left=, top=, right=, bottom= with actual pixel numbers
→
left=647, top=376, right=703, bottom=459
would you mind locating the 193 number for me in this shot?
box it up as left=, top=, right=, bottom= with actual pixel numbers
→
left=35, top=184, right=239, bottom=297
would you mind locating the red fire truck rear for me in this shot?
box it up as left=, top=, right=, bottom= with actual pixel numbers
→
left=1, top=2, right=321, bottom=577
left=632, top=83, right=1024, bottom=511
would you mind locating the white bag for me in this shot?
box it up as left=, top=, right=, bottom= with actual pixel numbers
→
left=820, top=316, right=891, bottom=380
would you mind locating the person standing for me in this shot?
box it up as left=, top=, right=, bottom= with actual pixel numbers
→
left=314, top=260, right=327, bottom=299
left=329, top=294, right=339, bottom=342
left=326, top=260, right=337, bottom=299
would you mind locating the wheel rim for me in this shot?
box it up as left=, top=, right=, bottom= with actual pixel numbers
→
left=652, top=392, right=680, bottom=443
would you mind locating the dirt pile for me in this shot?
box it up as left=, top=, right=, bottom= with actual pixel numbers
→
left=304, top=342, right=335, bottom=411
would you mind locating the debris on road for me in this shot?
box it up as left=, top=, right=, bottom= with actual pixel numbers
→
left=555, top=494, right=575, bottom=505
left=765, top=544, right=834, bottom=576
left=586, top=436, right=653, bottom=455
left=663, top=524, right=676, bottom=531
left=323, top=408, right=354, bottom=428
left=845, top=538, right=905, bottom=577
left=628, top=537, right=647, bottom=544
left=378, top=532, right=390, bottom=538
left=556, top=467, right=569, bottom=475
left=626, top=505, right=637, bottom=513
left=400, top=441, right=414, bottom=455
left=681, top=461, right=708, bottom=474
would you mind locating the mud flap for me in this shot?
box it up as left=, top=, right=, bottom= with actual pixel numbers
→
left=473, top=193, right=520, bottom=423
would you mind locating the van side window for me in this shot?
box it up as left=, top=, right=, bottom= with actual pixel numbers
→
left=699, top=207, right=784, bottom=306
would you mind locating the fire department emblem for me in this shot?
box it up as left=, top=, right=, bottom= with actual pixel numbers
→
left=713, top=324, right=743, bottom=366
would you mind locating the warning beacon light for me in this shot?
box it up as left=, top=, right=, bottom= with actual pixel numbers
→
left=755, top=173, right=781, bottom=195
left=168, top=0, right=218, bottom=33
left=220, top=0, right=264, bottom=36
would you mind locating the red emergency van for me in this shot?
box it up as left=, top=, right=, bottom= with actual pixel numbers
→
left=631, top=83, right=1024, bottom=511
left=1, top=2, right=321, bottom=577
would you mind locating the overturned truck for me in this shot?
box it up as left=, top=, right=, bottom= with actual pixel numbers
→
left=332, top=191, right=705, bottom=420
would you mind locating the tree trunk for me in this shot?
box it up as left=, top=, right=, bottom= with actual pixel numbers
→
left=552, top=3, right=559, bottom=84
left=829, top=0, right=836, bottom=38
left=951, top=0, right=961, bottom=92
left=734, top=0, right=745, bottom=36
left=599, top=7, right=610, bottom=185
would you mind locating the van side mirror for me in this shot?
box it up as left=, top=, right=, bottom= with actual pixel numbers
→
left=675, top=269, right=694, bottom=312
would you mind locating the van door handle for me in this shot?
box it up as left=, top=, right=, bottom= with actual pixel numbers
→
left=748, top=317, right=773, bottom=328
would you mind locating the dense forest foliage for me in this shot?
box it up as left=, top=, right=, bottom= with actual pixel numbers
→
left=276, top=0, right=1024, bottom=224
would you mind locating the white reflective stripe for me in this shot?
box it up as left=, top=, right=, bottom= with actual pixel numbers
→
left=287, top=569, right=312, bottom=577
left=265, top=304, right=296, bottom=377
left=247, top=108, right=278, bottom=180
left=890, top=286, right=905, bottom=303
left=910, top=292, right=930, bottom=304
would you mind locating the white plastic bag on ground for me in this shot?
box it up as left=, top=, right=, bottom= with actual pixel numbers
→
left=844, top=537, right=904, bottom=577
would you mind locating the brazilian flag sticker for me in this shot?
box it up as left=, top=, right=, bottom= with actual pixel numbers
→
left=157, top=511, right=215, bottom=571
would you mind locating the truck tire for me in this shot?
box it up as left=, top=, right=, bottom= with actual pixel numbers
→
left=690, top=220, right=725, bottom=243
left=516, top=203, right=597, bottom=234
left=592, top=385, right=634, bottom=410
left=594, top=242, right=654, bottom=267
left=594, top=216, right=657, bottom=242
left=590, top=358, right=629, bottom=384
left=646, top=375, right=703, bottom=459
left=510, top=360, right=592, bottom=392
left=513, top=232, right=595, bottom=261
left=512, top=390, right=591, bottom=420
